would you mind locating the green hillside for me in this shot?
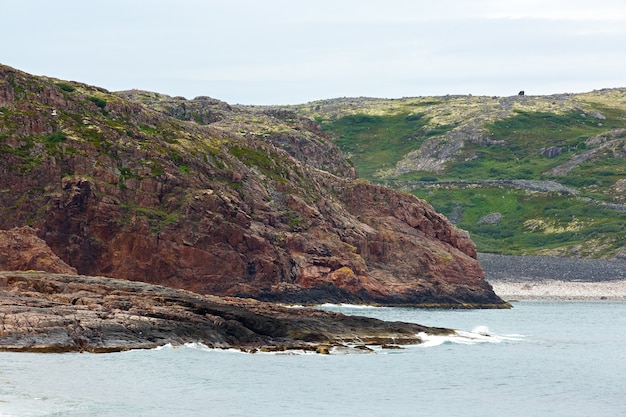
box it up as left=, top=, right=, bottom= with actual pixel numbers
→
left=289, top=91, right=626, bottom=258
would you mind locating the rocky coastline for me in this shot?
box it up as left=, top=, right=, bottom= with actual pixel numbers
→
left=0, top=271, right=452, bottom=354
left=0, top=64, right=506, bottom=308
left=479, top=253, right=626, bottom=300
left=3, top=254, right=625, bottom=353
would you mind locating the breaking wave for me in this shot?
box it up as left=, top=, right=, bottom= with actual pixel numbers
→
left=417, top=326, right=526, bottom=348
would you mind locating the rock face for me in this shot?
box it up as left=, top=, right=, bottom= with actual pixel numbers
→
left=0, top=64, right=506, bottom=307
left=0, top=271, right=451, bottom=353
left=0, top=226, right=77, bottom=274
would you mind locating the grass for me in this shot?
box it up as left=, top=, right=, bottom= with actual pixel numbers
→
left=118, top=200, right=181, bottom=234
left=487, top=109, right=622, bottom=153
left=319, top=112, right=453, bottom=178
left=229, top=145, right=291, bottom=182
left=553, top=156, right=626, bottom=198
left=309, top=93, right=626, bottom=257
left=55, top=82, right=76, bottom=93
left=411, top=186, right=626, bottom=256
left=88, top=96, right=107, bottom=109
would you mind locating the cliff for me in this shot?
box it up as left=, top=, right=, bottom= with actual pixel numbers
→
left=0, top=64, right=506, bottom=307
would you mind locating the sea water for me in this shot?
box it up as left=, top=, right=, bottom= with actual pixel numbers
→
left=1, top=301, right=625, bottom=417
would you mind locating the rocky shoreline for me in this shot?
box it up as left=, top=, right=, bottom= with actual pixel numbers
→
left=2, top=254, right=624, bottom=353
left=0, top=271, right=451, bottom=354
left=479, top=253, right=626, bottom=301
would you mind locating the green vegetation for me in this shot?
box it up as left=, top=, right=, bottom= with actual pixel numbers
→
left=55, top=82, right=76, bottom=92
left=120, top=202, right=180, bottom=234
left=118, top=167, right=143, bottom=189
left=45, top=131, right=67, bottom=144
left=302, top=92, right=626, bottom=257
left=88, top=96, right=107, bottom=109
left=412, top=187, right=626, bottom=256
left=42, top=131, right=69, bottom=155
left=138, top=124, right=158, bottom=135
left=5, top=73, right=26, bottom=95
left=0, top=140, right=41, bottom=173
left=318, top=113, right=453, bottom=178
left=485, top=109, right=622, bottom=160
left=3, top=63, right=623, bottom=258
left=283, top=209, right=306, bottom=231
left=229, top=145, right=291, bottom=182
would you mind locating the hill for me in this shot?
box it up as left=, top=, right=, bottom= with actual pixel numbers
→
left=0, top=64, right=506, bottom=307
left=287, top=92, right=626, bottom=258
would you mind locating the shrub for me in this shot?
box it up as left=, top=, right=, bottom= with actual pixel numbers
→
left=89, top=96, right=107, bottom=109
left=45, top=131, right=67, bottom=143
left=55, top=82, right=76, bottom=92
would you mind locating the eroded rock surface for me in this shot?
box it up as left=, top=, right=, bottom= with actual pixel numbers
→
left=0, top=64, right=506, bottom=307
left=0, top=271, right=451, bottom=353
left=0, top=226, right=76, bottom=274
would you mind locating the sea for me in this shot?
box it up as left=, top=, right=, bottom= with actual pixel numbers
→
left=1, top=301, right=625, bottom=417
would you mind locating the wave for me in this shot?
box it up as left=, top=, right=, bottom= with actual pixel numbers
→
left=283, top=303, right=382, bottom=309
left=147, top=327, right=525, bottom=355
left=151, top=343, right=321, bottom=355
left=417, top=326, right=526, bottom=347
left=317, top=303, right=381, bottom=309
left=152, top=342, right=214, bottom=352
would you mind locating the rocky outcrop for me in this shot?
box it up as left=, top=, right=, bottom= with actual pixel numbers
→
left=0, top=271, right=452, bottom=353
left=115, top=90, right=357, bottom=179
left=0, top=226, right=76, bottom=274
left=0, top=64, right=506, bottom=307
left=382, top=179, right=579, bottom=195
left=539, top=146, right=564, bottom=158
left=544, top=130, right=626, bottom=176
left=477, top=213, right=502, bottom=226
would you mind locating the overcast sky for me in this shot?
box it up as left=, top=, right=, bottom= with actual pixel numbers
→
left=2, top=0, right=625, bottom=104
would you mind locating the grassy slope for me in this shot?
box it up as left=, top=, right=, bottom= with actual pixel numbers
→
left=289, top=91, right=626, bottom=258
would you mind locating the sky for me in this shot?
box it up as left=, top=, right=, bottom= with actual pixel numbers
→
left=2, top=0, right=626, bottom=104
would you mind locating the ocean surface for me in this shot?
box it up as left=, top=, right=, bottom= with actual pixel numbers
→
left=1, top=301, right=625, bottom=417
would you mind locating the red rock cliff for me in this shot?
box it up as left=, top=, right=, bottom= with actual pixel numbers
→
left=0, top=64, right=507, bottom=307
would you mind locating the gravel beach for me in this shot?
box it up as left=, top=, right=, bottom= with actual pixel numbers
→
left=478, top=253, right=626, bottom=301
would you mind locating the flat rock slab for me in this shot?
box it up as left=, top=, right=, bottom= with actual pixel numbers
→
left=0, top=271, right=450, bottom=353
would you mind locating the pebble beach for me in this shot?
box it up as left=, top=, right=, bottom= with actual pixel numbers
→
left=478, top=254, right=626, bottom=301
left=489, top=280, right=626, bottom=301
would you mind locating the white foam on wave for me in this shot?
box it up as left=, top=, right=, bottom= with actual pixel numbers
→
left=150, top=343, right=321, bottom=355
left=317, top=303, right=381, bottom=309
left=183, top=342, right=213, bottom=351
left=280, top=303, right=380, bottom=309
left=417, top=326, right=526, bottom=347
left=471, top=325, right=491, bottom=335
left=147, top=326, right=525, bottom=354
left=153, top=343, right=174, bottom=350
left=151, top=342, right=214, bottom=352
